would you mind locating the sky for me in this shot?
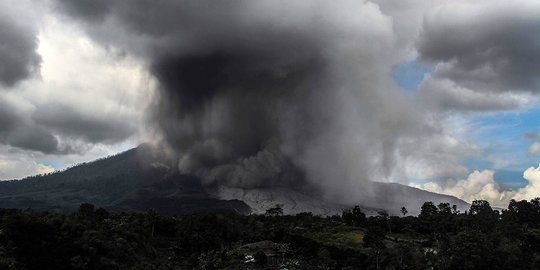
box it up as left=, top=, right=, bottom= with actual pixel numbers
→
left=1, top=0, right=540, bottom=206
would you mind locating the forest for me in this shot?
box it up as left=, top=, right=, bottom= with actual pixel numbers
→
left=0, top=199, right=539, bottom=270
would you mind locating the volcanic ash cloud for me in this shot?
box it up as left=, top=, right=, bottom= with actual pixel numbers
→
left=54, top=0, right=424, bottom=203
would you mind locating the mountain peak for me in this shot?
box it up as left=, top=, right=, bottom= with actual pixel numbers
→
left=0, top=146, right=468, bottom=215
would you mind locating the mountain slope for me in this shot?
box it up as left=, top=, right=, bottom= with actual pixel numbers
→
left=214, top=183, right=469, bottom=216
left=367, top=182, right=469, bottom=215
left=0, top=145, right=468, bottom=215
left=0, top=145, right=250, bottom=214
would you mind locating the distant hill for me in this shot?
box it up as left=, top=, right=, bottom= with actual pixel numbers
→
left=214, top=183, right=469, bottom=216
left=0, top=144, right=468, bottom=215
left=0, top=145, right=250, bottom=215
left=367, top=182, right=469, bottom=215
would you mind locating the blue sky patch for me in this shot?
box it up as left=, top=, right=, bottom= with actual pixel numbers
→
left=392, top=59, right=540, bottom=189
left=463, top=109, right=540, bottom=187
left=392, top=60, right=433, bottom=92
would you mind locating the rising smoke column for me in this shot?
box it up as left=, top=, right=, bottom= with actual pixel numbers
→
left=52, top=0, right=424, bottom=204
left=150, top=37, right=326, bottom=189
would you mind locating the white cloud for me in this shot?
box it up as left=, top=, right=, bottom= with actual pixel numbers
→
left=0, top=149, right=54, bottom=180
left=388, top=113, right=481, bottom=183
left=0, top=8, right=155, bottom=179
left=0, top=12, right=154, bottom=153
left=412, top=170, right=513, bottom=207
left=513, top=166, right=540, bottom=201
left=0, top=159, right=54, bottom=180
left=414, top=165, right=540, bottom=207
left=0, top=140, right=136, bottom=180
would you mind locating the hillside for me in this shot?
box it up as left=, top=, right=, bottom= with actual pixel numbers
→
left=0, top=145, right=468, bottom=215
left=0, top=145, right=249, bottom=214
left=214, top=183, right=469, bottom=216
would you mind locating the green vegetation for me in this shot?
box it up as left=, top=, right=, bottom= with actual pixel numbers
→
left=0, top=199, right=540, bottom=269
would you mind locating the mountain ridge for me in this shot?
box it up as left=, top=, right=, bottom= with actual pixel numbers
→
left=0, top=145, right=250, bottom=214
left=0, top=145, right=468, bottom=215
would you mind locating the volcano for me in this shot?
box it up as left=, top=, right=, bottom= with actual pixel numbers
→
left=0, top=144, right=468, bottom=215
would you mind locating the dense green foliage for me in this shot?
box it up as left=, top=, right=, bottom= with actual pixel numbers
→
left=1, top=199, right=540, bottom=269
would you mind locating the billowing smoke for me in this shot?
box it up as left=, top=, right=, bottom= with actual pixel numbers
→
left=53, top=0, right=425, bottom=203
left=150, top=40, right=323, bottom=189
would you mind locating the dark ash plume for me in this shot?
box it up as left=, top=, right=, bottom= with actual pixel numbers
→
left=52, top=0, right=423, bottom=204
left=150, top=38, right=327, bottom=190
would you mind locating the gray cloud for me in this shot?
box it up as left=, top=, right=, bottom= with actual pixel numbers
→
left=525, top=132, right=540, bottom=156
left=0, top=0, right=145, bottom=156
left=6, top=125, right=58, bottom=153
left=32, top=102, right=136, bottom=144
left=529, top=142, right=540, bottom=156
left=53, top=0, right=110, bottom=23
left=525, top=131, right=540, bottom=141
left=0, top=3, right=41, bottom=87
left=417, top=2, right=540, bottom=94
left=0, top=97, right=58, bottom=153
left=419, top=78, right=531, bottom=112
left=0, top=101, right=19, bottom=132
left=0, top=95, right=135, bottom=154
